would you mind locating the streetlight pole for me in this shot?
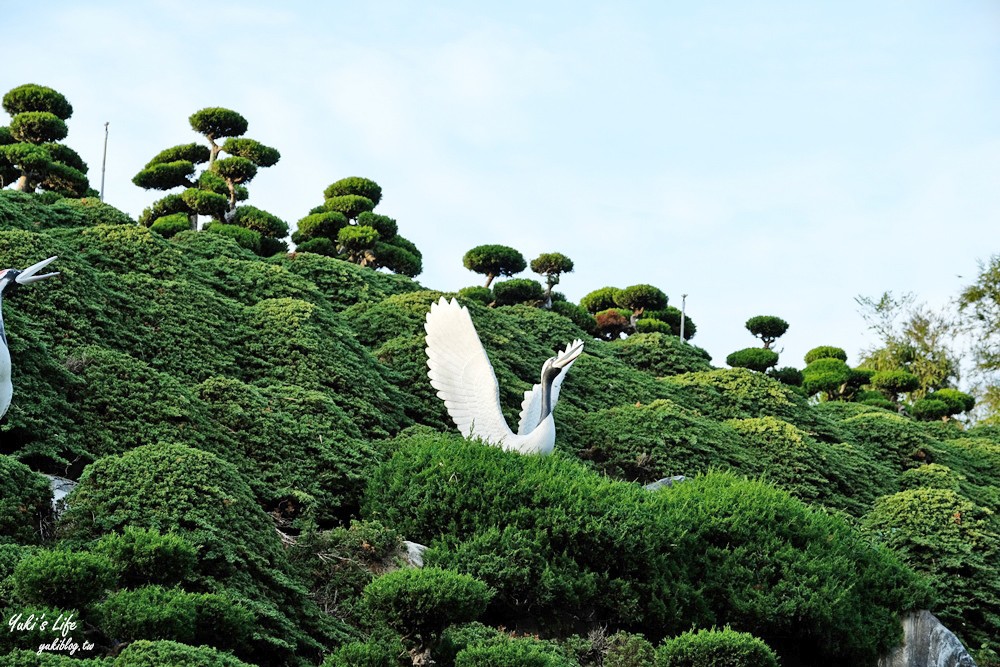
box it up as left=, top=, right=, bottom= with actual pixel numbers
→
left=680, top=293, right=688, bottom=342
left=99, top=122, right=109, bottom=202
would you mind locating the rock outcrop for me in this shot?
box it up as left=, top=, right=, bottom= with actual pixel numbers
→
left=879, top=610, right=976, bottom=667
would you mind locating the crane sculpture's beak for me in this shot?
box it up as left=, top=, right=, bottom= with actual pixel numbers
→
left=553, top=339, right=585, bottom=369
left=15, top=256, right=59, bottom=285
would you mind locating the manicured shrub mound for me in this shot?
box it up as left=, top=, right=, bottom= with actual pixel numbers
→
left=0, top=456, right=51, bottom=544
left=655, top=627, right=778, bottom=667
left=609, top=332, right=712, bottom=377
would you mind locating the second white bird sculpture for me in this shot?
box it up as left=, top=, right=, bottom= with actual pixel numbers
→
left=425, top=297, right=584, bottom=455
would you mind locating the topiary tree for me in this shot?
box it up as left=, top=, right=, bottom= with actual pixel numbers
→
left=463, top=245, right=526, bottom=288
left=726, top=348, right=779, bottom=373
left=293, top=177, right=422, bottom=276
left=0, top=84, right=89, bottom=195
left=580, top=286, right=621, bottom=314
left=530, top=252, right=574, bottom=307
left=870, top=369, right=920, bottom=406
left=910, top=398, right=950, bottom=421
left=134, top=107, right=282, bottom=250
left=492, top=278, right=544, bottom=306
left=745, top=315, right=788, bottom=349
left=595, top=308, right=631, bottom=340
left=804, top=346, right=848, bottom=365
left=615, top=284, right=668, bottom=328
left=362, top=567, right=493, bottom=666
left=926, top=388, right=975, bottom=419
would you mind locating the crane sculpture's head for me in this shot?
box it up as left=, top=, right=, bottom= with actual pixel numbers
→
left=541, top=339, right=585, bottom=384
left=0, top=256, right=60, bottom=299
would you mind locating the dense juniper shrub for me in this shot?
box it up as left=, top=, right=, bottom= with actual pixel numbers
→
left=363, top=433, right=691, bottom=634
left=1, top=649, right=111, bottom=666
left=492, top=278, right=544, bottom=306
left=604, top=631, right=657, bottom=667
left=663, top=368, right=842, bottom=442
left=92, top=527, right=197, bottom=588
left=323, top=636, right=409, bottom=667
left=457, top=285, right=493, bottom=305
left=862, top=488, right=1000, bottom=653
left=454, top=638, right=577, bottom=667
left=608, top=332, right=712, bottom=377
left=652, top=473, right=931, bottom=665
left=725, top=347, right=778, bottom=373
left=112, top=639, right=254, bottom=667
left=362, top=567, right=493, bottom=661
left=272, top=250, right=419, bottom=311
left=0, top=456, right=51, bottom=545
left=837, top=411, right=937, bottom=473
left=572, top=399, right=751, bottom=483
left=899, top=463, right=964, bottom=492
left=655, top=627, right=778, bottom=667
left=0, top=604, right=81, bottom=655
left=58, top=442, right=341, bottom=666
left=12, top=548, right=116, bottom=609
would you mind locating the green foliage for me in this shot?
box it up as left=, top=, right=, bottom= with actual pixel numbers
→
left=725, top=347, right=778, bottom=373
left=801, top=357, right=852, bottom=400
left=604, top=631, right=656, bottom=667
left=862, top=488, right=1000, bottom=651
left=594, top=308, right=630, bottom=340
left=655, top=627, right=778, bottom=667
left=12, top=549, right=116, bottom=609
left=357, top=211, right=397, bottom=239
left=768, top=365, right=803, bottom=387
left=324, top=636, right=408, bottom=667
left=457, top=285, right=494, bottom=305
left=0, top=456, right=50, bottom=545
left=222, top=137, right=280, bottom=167
left=928, top=388, right=976, bottom=415
left=324, top=176, right=383, bottom=206
left=454, top=638, right=577, bottom=667
left=363, top=567, right=493, bottom=653
left=899, top=463, right=964, bottom=492
left=294, top=211, right=349, bottom=242
left=550, top=300, right=596, bottom=335
left=804, top=345, right=848, bottom=364
left=615, top=283, right=667, bottom=314
left=113, top=639, right=254, bottom=667
left=911, top=398, right=950, bottom=421
left=493, top=278, right=544, bottom=306
left=325, top=194, right=376, bottom=220
left=579, top=286, right=620, bottom=314
left=230, top=204, right=288, bottom=239
left=0, top=604, right=81, bottom=656
left=180, top=186, right=228, bottom=217
left=573, top=399, right=751, bottom=483
left=59, top=443, right=333, bottom=665
left=296, top=236, right=336, bottom=255
left=212, top=155, right=257, bottom=185
left=870, top=369, right=921, bottom=399
left=744, top=315, right=788, bottom=349
left=143, top=143, right=210, bottom=168
left=132, top=160, right=196, bottom=191
left=94, top=585, right=252, bottom=650
left=10, top=112, right=68, bottom=144
left=3, top=84, right=73, bottom=119
left=0, top=649, right=110, bottom=666
left=92, top=527, right=197, bottom=588
left=204, top=221, right=262, bottom=252
left=660, top=473, right=930, bottom=664
left=189, top=107, right=249, bottom=140
left=838, top=411, right=935, bottom=473
left=608, top=332, right=712, bottom=377
left=463, top=244, right=527, bottom=287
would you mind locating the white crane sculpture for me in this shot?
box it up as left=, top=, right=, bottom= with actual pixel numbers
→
left=0, top=256, right=59, bottom=419
left=425, top=297, right=583, bottom=455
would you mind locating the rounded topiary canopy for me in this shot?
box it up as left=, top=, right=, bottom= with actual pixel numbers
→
left=745, top=315, right=789, bottom=348
left=580, top=286, right=621, bottom=314
left=804, top=345, right=848, bottom=365
left=324, top=176, right=383, bottom=206
left=2, top=83, right=73, bottom=119
left=727, top=347, right=779, bottom=373
left=615, top=284, right=668, bottom=313
left=189, top=107, right=249, bottom=140
left=462, top=244, right=526, bottom=287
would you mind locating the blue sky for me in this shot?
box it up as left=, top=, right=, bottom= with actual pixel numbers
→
left=6, top=1, right=1000, bottom=370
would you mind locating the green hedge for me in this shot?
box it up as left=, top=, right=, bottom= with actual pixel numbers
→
left=655, top=627, right=778, bottom=667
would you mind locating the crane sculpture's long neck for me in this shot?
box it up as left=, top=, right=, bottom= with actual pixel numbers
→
left=0, top=295, right=7, bottom=346
left=538, top=364, right=563, bottom=423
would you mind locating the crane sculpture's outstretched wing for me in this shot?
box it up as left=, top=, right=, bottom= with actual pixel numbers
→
left=425, top=297, right=513, bottom=444
left=517, top=340, right=582, bottom=435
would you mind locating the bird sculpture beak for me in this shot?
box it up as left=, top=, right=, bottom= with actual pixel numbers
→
left=552, top=339, right=585, bottom=369
left=15, top=256, right=59, bottom=285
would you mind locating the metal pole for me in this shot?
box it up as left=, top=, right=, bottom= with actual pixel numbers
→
left=680, top=294, right=688, bottom=342
left=99, top=122, right=109, bottom=202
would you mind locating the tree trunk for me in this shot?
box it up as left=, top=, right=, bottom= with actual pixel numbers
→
left=409, top=646, right=433, bottom=666
left=14, top=174, right=28, bottom=191
left=484, top=273, right=495, bottom=288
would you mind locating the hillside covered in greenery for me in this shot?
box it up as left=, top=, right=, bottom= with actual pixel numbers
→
left=1, top=82, right=999, bottom=667
left=0, top=189, right=997, bottom=667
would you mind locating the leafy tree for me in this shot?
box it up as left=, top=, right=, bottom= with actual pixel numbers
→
left=580, top=286, right=621, bottom=314
left=133, top=107, right=282, bottom=250
left=726, top=347, right=779, bottom=373
left=857, top=292, right=960, bottom=400
left=493, top=278, right=544, bottom=306
left=615, top=284, right=668, bottom=328
left=463, top=244, right=526, bottom=287
left=0, top=84, right=89, bottom=195
left=745, top=315, right=789, bottom=349
left=595, top=308, right=632, bottom=340
left=959, top=255, right=1000, bottom=421
left=293, top=177, right=422, bottom=276
left=530, top=252, right=574, bottom=307
left=869, top=369, right=920, bottom=406
left=804, top=346, right=847, bottom=364
left=926, top=388, right=975, bottom=418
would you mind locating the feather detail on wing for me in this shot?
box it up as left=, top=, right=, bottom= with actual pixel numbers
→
left=517, top=340, right=583, bottom=435
left=425, top=297, right=513, bottom=444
